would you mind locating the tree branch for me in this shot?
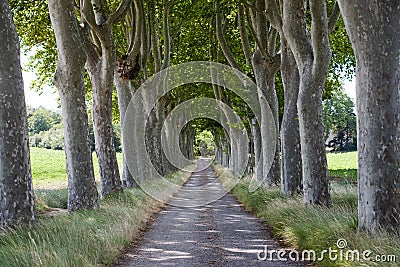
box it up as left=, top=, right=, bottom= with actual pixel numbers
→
left=268, top=27, right=278, bottom=57
left=126, top=0, right=142, bottom=61
left=282, top=0, right=313, bottom=71
left=244, top=3, right=271, bottom=60
left=125, top=5, right=135, bottom=52
left=90, top=29, right=102, bottom=55
left=238, top=3, right=252, bottom=66
left=170, top=7, right=192, bottom=42
left=254, top=0, right=268, bottom=53
left=106, top=0, right=132, bottom=27
left=162, top=0, right=171, bottom=69
left=265, top=0, right=282, bottom=32
left=328, top=1, right=340, bottom=34
left=81, top=0, right=102, bottom=36
left=78, top=22, right=100, bottom=68
left=149, top=0, right=161, bottom=72
left=139, top=0, right=148, bottom=76
left=310, top=0, right=331, bottom=74
left=215, top=1, right=242, bottom=71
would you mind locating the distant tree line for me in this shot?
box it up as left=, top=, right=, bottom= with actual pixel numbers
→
left=27, top=106, right=121, bottom=152
left=323, top=91, right=357, bottom=152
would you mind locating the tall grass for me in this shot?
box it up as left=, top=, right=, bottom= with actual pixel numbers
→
left=0, top=170, right=192, bottom=266
left=215, top=165, right=399, bottom=267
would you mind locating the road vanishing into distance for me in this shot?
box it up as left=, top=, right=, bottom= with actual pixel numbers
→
left=116, top=159, right=309, bottom=267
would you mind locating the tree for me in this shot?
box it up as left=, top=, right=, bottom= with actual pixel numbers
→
left=28, top=107, right=61, bottom=134
left=280, top=37, right=302, bottom=195
left=194, top=130, right=215, bottom=157
left=31, top=123, right=65, bottom=150
left=337, top=0, right=400, bottom=233
left=0, top=0, right=35, bottom=228
left=254, top=0, right=350, bottom=196
left=48, top=0, right=99, bottom=211
left=80, top=0, right=131, bottom=196
left=113, top=0, right=145, bottom=187
left=282, top=0, right=333, bottom=206
left=323, top=90, right=356, bottom=151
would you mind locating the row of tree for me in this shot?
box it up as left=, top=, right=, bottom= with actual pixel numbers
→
left=0, top=0, right=399, bottom=235
left=212, top=0, right=399, bottom=234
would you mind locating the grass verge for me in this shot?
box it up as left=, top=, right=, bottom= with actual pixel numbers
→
left=215, top=164, right=399, bottom=267
left=0, top=169, right=192, bottom=267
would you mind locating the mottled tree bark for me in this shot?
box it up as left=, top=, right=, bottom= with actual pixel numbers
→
left=338, top=0, right=400, bottom=233
left=252, top=50, right=281, bottom=186
left=280, top=38, right=302, bottom=196
left=253, top=0, right=281, bottom=186
left=0, top=0, right=35, bottom=227
left=49, top=0, right=99, bottom=211
left=113, top=73, right=135, bottom=187
left=86, top=47, right=122, bottom=196
left=214, top=131, right=223, bottom=164
left=282, top=0, right=331, bottom=206
left=144, top=98, right=166, bottom=176
left=80, top=0, right=130, bottom=196
left=113, top=0, right=145, bottom=187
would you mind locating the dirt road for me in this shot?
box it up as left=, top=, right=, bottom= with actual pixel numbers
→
left=116, top=159, right=309, bottom=267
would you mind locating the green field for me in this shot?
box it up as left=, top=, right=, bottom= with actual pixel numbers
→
left=30, top=147, right=123, bottom=189
left=326, top=151, right=358, bottom=182
left=30, top=147, right=358, bottom=187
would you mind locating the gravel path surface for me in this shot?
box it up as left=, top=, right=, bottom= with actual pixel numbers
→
left=116, top=159, right=310, bottom=267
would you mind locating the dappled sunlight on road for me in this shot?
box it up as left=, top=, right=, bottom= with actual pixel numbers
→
left=116, top=159, right=308, bottom=267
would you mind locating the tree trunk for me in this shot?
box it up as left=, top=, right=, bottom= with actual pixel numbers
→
left=113, top=73, right=136, bottom=187
left=338, top=0, right=400, bottom=233
left=282, top=0, right=331, bottom=206
left=252, top=50, right=280, bottom=186
left=49, top=0, right=99, bottom=211
left=250, top=117, right=263, bottom=184
left=86, top=35, right=122, bottom=197
left=216, top=132, right=230, bottom=167
left=0, top=1, right=35, bottom=228
left=160, top=98, right=175, bottom=174
left=280, top=38, right=302, bottom=196
left=246, top=128, right=255, bottom=176
left=187, top=127, right=195, bottom=161
left=145, top=105, right=164, bottom=175
left=124, top=87, right=147, bottom=183
left=80, top=0, right=130, bottom=197
left=214, top=131, right=223, bottom=164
